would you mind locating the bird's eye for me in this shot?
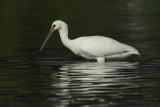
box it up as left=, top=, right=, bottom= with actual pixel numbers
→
left=53, top=25, right=56, bottom=27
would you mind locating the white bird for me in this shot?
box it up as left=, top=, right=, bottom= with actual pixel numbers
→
left=39, top=20, right=139, bottom=62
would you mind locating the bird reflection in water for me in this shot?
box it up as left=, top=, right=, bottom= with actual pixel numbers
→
left=49, top=61, right=141, bottom=106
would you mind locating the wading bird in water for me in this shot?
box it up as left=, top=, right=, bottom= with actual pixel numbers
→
left=38, top=20, right=139, bottom=62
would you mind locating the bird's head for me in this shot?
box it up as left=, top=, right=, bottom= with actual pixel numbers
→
left=38, top=20, right=67, bottom=54
left=51, top=20, right=68, bottom=31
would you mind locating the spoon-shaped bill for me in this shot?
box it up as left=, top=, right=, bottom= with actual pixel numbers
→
left=38, top=27, right=55, bottom=54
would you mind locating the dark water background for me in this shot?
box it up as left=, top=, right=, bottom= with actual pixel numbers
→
left=0, top=0, right=160, bottom=107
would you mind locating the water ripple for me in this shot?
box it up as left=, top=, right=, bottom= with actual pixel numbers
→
left=49, top=61, right=144, bottom=106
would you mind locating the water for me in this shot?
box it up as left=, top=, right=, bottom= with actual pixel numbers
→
left=0, top=0, right=160, bottom=107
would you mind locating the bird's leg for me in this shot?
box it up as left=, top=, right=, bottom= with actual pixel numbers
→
left=96, top=57, right=105, bottom=63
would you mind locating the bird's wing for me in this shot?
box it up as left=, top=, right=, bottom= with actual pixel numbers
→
left=80, top=36, right=126, bottom=57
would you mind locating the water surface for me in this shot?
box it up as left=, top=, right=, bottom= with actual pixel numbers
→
left=0, top=0, right=160, bottom=107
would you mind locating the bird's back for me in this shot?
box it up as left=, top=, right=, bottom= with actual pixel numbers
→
left=78, top=36, right=139, bottom=59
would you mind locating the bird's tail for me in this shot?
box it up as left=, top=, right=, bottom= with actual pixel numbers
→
left=122, top=44, right=140, bottom=55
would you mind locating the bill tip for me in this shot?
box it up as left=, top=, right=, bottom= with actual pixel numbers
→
left=38, top=51, right=41, bottom=55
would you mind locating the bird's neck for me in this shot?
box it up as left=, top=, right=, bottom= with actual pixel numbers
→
left=59, top=28, right=72, bottom=49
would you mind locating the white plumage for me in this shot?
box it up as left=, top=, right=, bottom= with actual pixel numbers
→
left=39, top=20, right=139, bottom=62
